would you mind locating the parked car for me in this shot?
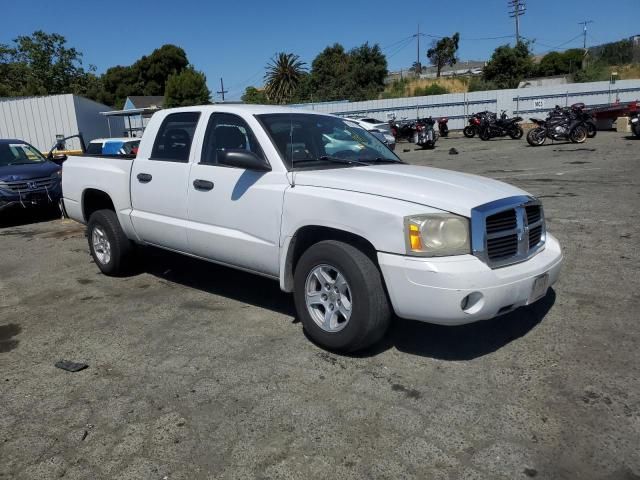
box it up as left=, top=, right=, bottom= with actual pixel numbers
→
left=63, top=105, right=563, bottom=352
left=345, top=117, right=395, bottom=150
left=86, top=138, right=140, bottom=156
left=0, top=139, right=62, bottom=213
left=347, top=117, right=392, bottom=134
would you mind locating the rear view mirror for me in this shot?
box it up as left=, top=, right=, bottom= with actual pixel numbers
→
left=218, top=150, right=271, bottom=171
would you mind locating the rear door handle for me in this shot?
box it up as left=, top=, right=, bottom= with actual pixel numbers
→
left=193, top=179, right=214, bottom=191
left=137, top=173, right=152, bottom=183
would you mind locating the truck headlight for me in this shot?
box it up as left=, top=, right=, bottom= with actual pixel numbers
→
left=405, top=213, right=470, bottom=256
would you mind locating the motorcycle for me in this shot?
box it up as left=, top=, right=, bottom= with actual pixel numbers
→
left=526, top=111, right=588, bottom=146
left=547, top=103, right=597, bottom=138
left=390, top=119, right=416, bottom=142
left=438, top=117, right=449, bottom=137
left=478, top=111, right=524, bottom=141
left=414, top=117, right=438, bottom=149
left=630, top=110, right=640, bottom=138
left=463, top=111, right=493, bottom=138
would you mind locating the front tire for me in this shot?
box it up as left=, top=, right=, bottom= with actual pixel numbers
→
left=463, top=126, right=476, bottom=138
left=479, top=128, right=491, bottom=141
left=293, top=240, right=391, bottom=352
left=509, top=125, right=524, bottom=139
left=527, top=127, right=546, bottom=146
left=87, top=209, right=134, bottom=275
left=586, top=122, right=597, bottom=138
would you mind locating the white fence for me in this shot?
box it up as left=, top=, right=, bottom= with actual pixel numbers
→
left=290, top=79, right=640, bottom=130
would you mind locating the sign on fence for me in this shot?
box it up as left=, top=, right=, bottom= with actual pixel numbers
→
left=534, top=99, right=545, bottom=109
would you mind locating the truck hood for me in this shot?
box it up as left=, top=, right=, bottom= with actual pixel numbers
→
left=0, top=161, right=61, bottom=181
left=292, top=164, right=529, bottom=217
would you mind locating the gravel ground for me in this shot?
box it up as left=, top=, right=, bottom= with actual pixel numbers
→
left=1, top=131, right=639, bottom=480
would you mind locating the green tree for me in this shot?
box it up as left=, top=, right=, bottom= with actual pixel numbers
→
left=135, top=45, right=189, bottom=96
left=264, top=52, right=307, bottom=104
left=482, top=41, right=535, bottom=89
left=593, top=39, right=633, bottom=65
left=241, top=86, right=269, bottom=104
left=307, top=42, right=387, bottom=102
left=537, top=49, right=584, bottom=77
left=99, top=44, right=189, bottom=108
left=164, top=67, right=211, bottom=107
left=0, top=31, right=90, bottom=96
left=347, top=43, right=388, bottom=101
left=427, top=33, right=460, bottom=77
left=308, top=44, right=351, bottom=101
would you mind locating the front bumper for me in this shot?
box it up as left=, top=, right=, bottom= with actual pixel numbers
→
left=378, top=233, right=563, bottom=325
left=0, top=186, right=62, bottom=211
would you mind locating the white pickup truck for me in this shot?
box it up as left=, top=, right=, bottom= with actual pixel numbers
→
left=63, top=105, right=563, bottom=352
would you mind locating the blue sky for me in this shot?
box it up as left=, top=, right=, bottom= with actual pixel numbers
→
left=3, top=0, right=639, bottom=100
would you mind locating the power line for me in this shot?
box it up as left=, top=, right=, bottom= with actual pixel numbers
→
left=527, top=33, right=584, bottom=53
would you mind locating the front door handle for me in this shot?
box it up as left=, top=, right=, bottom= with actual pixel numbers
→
left=193, top=179, right=214, bottom=191
left=137, top=173, right=152, bottom=183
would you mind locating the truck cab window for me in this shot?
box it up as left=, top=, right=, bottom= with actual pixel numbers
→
left=151, top=112, right=200, bottom=162
left=201, top=113, right=264, bottom=165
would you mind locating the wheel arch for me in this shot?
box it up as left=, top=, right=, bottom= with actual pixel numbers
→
left=280, top=225, right=379, bottom=292
left=82, top=188, right=115, bottom=222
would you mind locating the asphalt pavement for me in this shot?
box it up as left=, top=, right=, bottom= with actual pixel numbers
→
left=1, top=131, right=639, bottom=479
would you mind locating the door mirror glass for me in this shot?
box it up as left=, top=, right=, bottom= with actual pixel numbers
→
left=218, top=150, right=271, bottom=171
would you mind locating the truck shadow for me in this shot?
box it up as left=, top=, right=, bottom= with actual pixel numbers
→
left=368, top=289, right=555, bottom=360
left=140, top=247, right=554, bottom=360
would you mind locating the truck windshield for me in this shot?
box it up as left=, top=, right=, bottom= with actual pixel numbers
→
left=0, top=142, right=47, bottom=166
left=257, top=113, right=401, bottom=169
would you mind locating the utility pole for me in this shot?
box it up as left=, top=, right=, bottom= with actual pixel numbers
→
left=508, top=0, right=526, bottom=44
left=578, top=20, right=594, bottom=50
left=216, top=77, right=228, bottom=102
left=413, top=24, right=423, bottom=74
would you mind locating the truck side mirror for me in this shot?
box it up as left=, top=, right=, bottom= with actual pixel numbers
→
left=218, top=150, right=271, bottom=172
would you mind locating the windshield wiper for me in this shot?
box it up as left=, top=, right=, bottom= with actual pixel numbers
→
left=7, top=161, right=41, bottom=165
left=316, top=156, right=369, bottom=166
left=357, top=157, right=404, bottom=164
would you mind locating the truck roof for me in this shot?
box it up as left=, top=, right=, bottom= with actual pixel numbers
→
left=159, top=104, right=327, bottom=116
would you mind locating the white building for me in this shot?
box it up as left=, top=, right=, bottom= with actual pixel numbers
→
left=0, top=94, right=123, bottom=152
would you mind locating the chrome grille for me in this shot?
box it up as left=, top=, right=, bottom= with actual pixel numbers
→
left=486, top=209, right=516, bottom=234
left=1, top=177, right=57, bottom=193
left=471, top=196, right=546, bottom=268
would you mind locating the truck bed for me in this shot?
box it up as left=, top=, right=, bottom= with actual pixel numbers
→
left=62, top=154, right=135, bottom=226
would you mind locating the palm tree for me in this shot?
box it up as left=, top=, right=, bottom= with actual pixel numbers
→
left=264, top=52, right=306, bottom=104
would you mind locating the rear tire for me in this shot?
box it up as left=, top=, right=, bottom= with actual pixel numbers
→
left=526, top=127, right=546, bottom=146
left=463, top=126, right=476, bottom=138
left=87, top=209, right=134, bottom=276
left=293, top=240, right=391, bottom=352
left=569, top=125, right=587, bottom=144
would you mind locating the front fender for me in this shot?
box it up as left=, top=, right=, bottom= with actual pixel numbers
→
left=278, top=185, right=441, bottom=291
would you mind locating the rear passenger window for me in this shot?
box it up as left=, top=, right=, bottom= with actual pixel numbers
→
left=201, top=113, right=265, bottom=165
left=150, top=112, right=200, bottom=162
